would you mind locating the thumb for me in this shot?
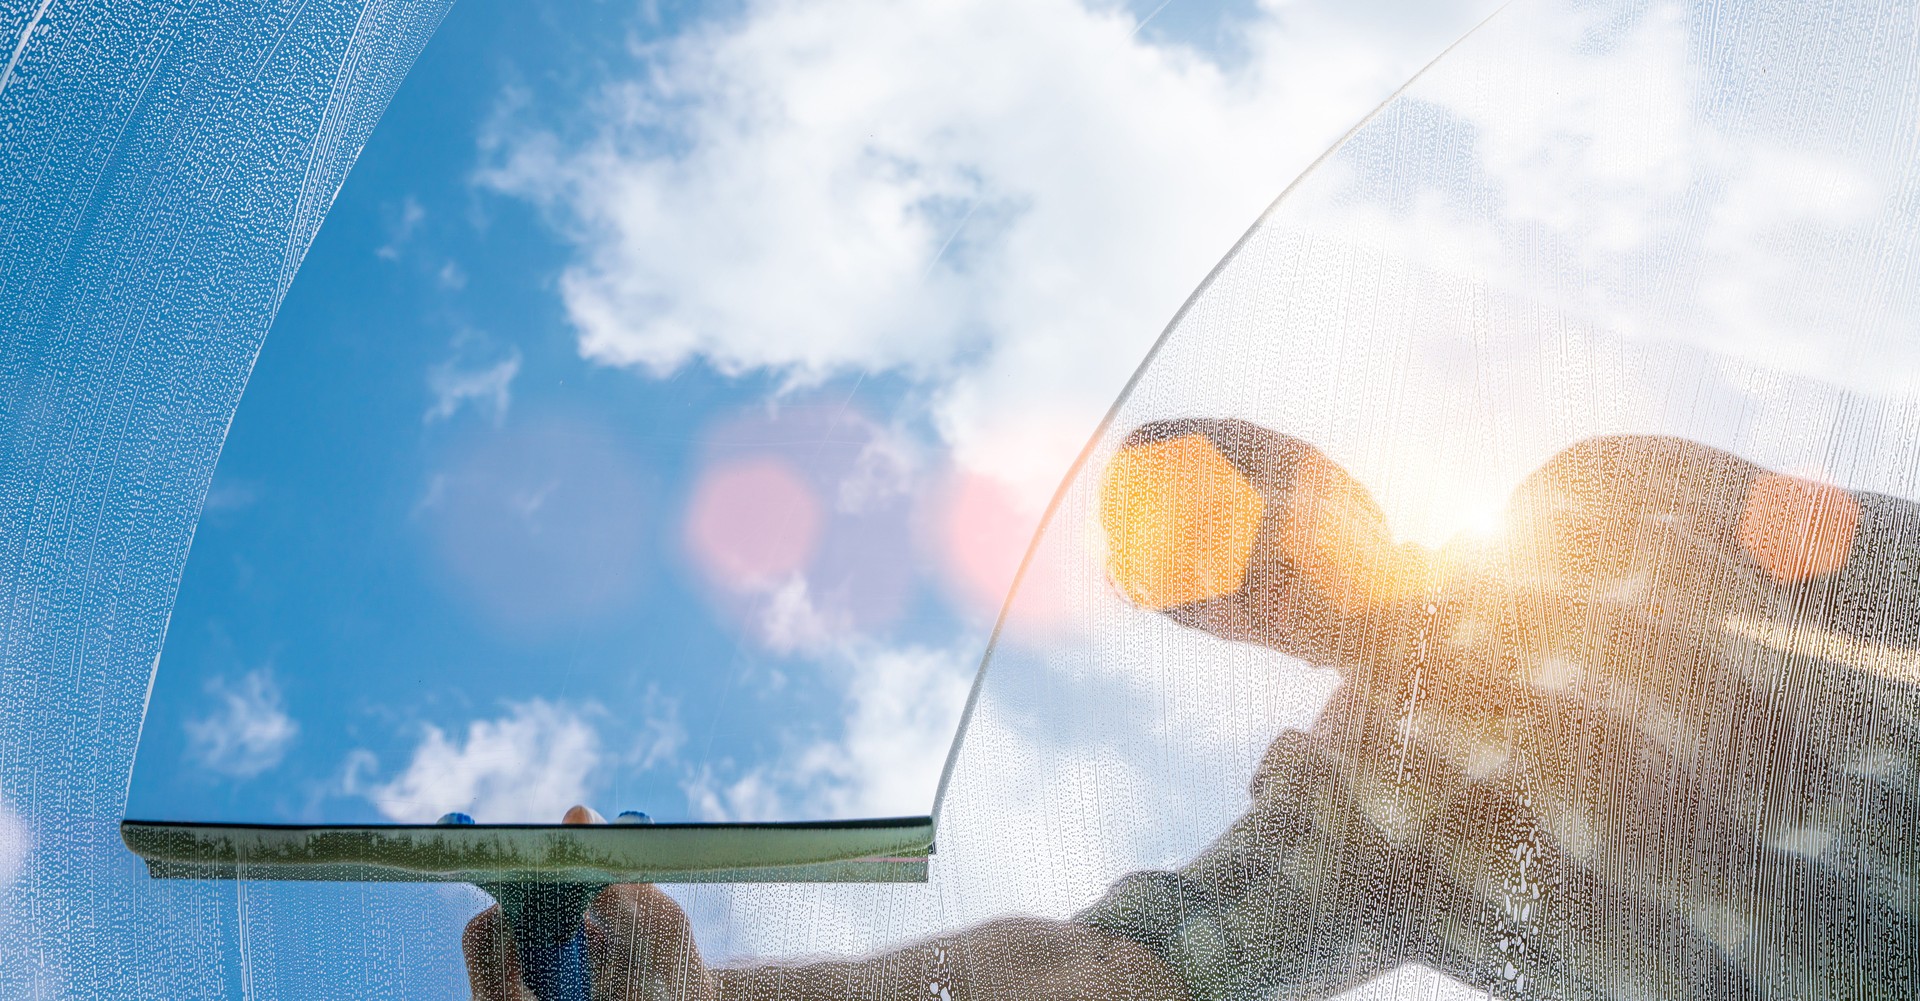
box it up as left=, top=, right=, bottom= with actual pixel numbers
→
left=1102, top=417, right=1418, bottom=610
left=1101, top=419, right=1427, bottom=662
left=585, top=884, right=711, bottom=1001
left=463, top=904, right=534, bottom=1001
left=1101, top=418, right=1290, bottom=613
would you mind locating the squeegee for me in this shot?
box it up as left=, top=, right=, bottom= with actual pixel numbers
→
left=123, top=810, right=934, bottom=1001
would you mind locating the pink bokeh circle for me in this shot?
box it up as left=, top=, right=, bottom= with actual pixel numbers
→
left=684, top=456, right=823, bottom=589
left=931, top=471, right=1068, bottom=629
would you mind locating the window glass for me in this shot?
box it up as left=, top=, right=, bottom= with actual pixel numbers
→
left=5, top=0, right=1916, bottom=998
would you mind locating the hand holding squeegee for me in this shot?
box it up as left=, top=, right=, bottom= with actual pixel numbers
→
left=121, top=806, right=933, bottom=1001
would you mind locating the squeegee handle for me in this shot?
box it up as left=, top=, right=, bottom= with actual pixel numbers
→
left=477, top=879, right=602, bottom=1001
left=514, top=926, right=590, bottom=1001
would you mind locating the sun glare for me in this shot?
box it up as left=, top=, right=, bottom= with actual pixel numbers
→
left=1372, top=465, right=1520, bottom=553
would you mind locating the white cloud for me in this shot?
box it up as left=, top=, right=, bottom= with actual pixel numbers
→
left=184, top=669, right=298, bottom=779
left=627, top=685, right=688, bottom=771
left=376, top=193, right=426, bottom=260
left=201, top=477, right=261, bottom=513
left=806, top=643, right=975, bottom=818
left=835, top=422, right=920, bottom=514
left=686, top=640, right=973, bottom=821
left=756, top=573, right=844, bottom=657
left=1327, top=0, right=1920, bottom=394
left=360, top=699, right=604, bottom=823
left=424, top=333, right=522, bottom=426
left=482, top=0, right=1487, bottom=508
left=474, top=0, right=1486, bottom=961
left=0, top=796, right=26, bottom=890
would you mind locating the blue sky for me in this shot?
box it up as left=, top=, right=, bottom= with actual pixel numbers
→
left=130, top=0, right=960, bottom=827
left=126, top=0, right=1481, bottom=831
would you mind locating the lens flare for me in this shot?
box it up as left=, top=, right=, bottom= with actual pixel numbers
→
left=684, top=457, right=823, bottom=589
left=1739, top=473, right=1860, bottom=583
left=1099, top=434, right=1265, bottom=611
left=931, top=470, right=1077, bottom=627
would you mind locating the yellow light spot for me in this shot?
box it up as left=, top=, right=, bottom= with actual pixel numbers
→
left=1099, top=434, right=1265, bottom=610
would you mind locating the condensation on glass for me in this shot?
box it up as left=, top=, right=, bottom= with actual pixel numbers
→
left=0, top=2, right=451, bottom=997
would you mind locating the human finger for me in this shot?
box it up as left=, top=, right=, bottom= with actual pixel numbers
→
left=562, top=804, right=607, bottom=825
left=585, top=884, right=712, bottom=1001
left=463, top=904, right=533, bottom=1001
left=1100, top=418, right=1420, bottom=657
